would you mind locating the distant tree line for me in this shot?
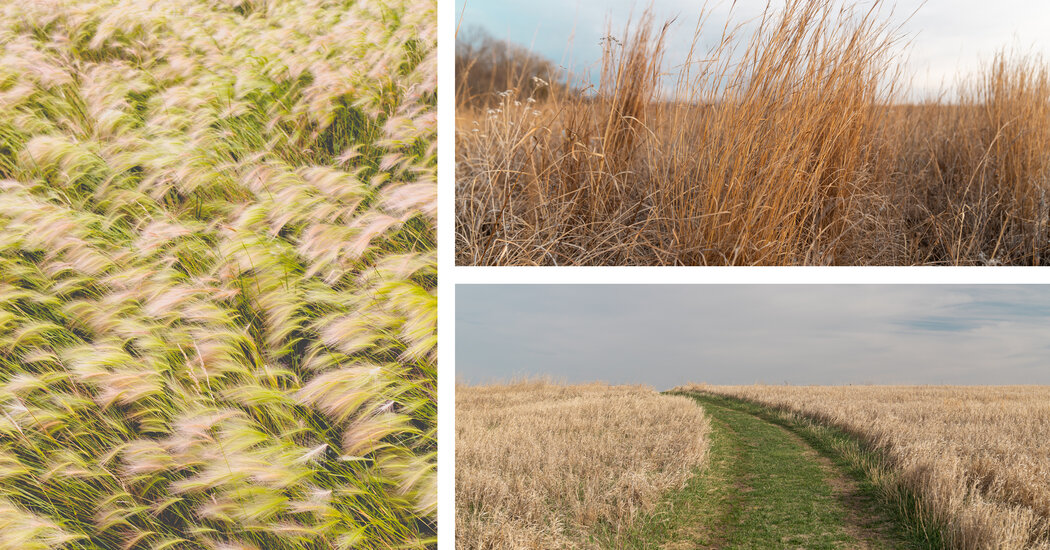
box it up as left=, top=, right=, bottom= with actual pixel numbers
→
left=456, top=26, right=566, bottom=105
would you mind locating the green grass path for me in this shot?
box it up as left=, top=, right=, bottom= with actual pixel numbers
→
left=613, top=393, right=928, bottom=549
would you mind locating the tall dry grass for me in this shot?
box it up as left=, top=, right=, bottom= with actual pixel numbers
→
left=0, top=0, right=436, bottom=548
left=680, top=384, right=1050, bottom=549
left=900, top=54, right=1050, bottom=264
left=456, top=0, right=1050, bottom=265
left=456, top=381, right=710, bottom=549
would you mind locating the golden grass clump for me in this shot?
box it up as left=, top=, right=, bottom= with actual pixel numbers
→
left=901, top=53, right=1050, bottom=264
left=0, top=0, right=436, bottom=548
left=680, top=384, right=1050, bottom=549
left=455, top=381, right=711, bottom=549
left=456, top=0, right=1050, bottom=265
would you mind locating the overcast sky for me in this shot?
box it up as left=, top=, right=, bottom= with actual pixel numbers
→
left=456, top=0, right=1050, bottom=99
left=456, top=285, right=1050, bottom=389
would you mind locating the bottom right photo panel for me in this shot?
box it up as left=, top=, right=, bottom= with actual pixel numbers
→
left=455, top=284, right=1049, bottom=550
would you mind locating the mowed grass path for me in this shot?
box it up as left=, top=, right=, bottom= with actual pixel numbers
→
left=614, top=393, right=933, bottom=549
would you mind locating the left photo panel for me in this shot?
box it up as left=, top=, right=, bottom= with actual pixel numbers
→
left=0, top=0, right=436, bottom=548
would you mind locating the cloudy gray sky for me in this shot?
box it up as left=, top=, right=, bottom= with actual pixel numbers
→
left=456, top=0, right=1050, bottom=99
left=456, top=285, right=1050, bottom=389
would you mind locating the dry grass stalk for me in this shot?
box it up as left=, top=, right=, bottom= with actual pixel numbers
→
left=455, top=381, right=710, bottom=549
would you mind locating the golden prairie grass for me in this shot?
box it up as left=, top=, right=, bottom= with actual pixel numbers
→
left=0, top=0, right=435, bottom=548
left=455, top=0, right=1050, bottom=265
left=680, top=384, right=1050, bottom=549
left=455, top=381, right=710, bottom=549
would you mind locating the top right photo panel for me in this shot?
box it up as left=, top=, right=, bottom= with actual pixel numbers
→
left=455, top=0, right=1050, bottom=266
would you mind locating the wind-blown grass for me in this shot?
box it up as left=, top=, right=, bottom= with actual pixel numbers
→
left=0, top=0, right=436, bottom=548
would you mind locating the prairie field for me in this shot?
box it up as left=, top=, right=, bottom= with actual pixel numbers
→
left=682, top=384, right=1050, bottom=549
left=0, top=0, right=436, bottom=548
left=455, top=0, right=1050, bottom=265
left=455, top=382, right=710, bottom=549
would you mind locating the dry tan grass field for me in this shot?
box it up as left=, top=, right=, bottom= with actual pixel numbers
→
left=680, top=384, right=1050, bottom=549
left=456, top=0, right=1050, bottom=266
left=455, top=382, right=710, bottom=549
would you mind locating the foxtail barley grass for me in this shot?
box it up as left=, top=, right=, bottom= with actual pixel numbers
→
left=456, top=0, right=1050, bottom=265
left=679, top=384, right=1050, bottom=549
left=456, top=382, right=710, bottom=549
left=0, top=0, right=436, bottom=548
